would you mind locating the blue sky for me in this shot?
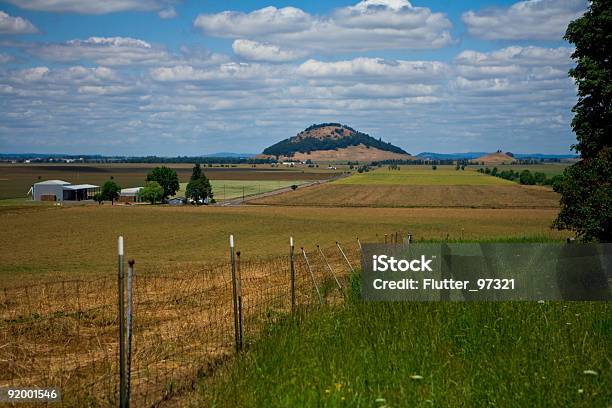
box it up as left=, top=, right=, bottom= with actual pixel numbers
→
left=0, top=0, right=588, bottom=155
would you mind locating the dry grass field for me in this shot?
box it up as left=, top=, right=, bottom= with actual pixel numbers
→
left=1, top=241, right=351, bottom=406
left=0, top=163, right=337, bottom=199
left=0, top=204, right=567, bottom=281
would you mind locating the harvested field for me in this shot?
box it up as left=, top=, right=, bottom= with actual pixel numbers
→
left=250, top=184, right=560, bottom=208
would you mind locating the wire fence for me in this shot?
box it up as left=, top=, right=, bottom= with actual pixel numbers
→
left=0, top=234, right=368, bottom=407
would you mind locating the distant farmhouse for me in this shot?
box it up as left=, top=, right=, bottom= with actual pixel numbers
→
left=29, top=180, right=99, bottom=202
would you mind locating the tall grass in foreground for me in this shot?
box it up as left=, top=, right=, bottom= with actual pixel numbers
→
left=195, top=279, right=610, bottom=407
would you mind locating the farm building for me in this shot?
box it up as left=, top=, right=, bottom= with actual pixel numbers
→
left=29, top=180, right=99, bottom=201
left=119, top=187, right=143, bottom=203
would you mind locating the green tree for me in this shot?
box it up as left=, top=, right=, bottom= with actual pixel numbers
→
left=146, top=166, right=179, bottom=201
left=185, top=163, right=213, bottom=204
left=100, top=180, right=120, bottom=204
left=93, top=193, right=103, bottom=205
left=191, top=163, right=202, bottom=181
left=534, top=172, right=547, bottom=185
left=138, top=181, right=164, bottom=204
left=519, top=170, right=535, bottom=185
left=554, top=1, right=612, bottom=241
left=186, top=177, right=213, bottom=204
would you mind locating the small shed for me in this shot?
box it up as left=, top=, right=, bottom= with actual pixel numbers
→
left=119, top=187, right=143, bottom=203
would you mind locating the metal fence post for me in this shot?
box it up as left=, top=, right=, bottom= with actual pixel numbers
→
left=336, top=242, right=355, bottom=274
left=117, top=236, right=126, bottom=408
left=126, top=259, right=134, bottom=408
left=236, top=251, right=243, bottom=351
left=229, top=235, right=240, bottom=353
left=290, top=237, right=295, bottom=313
left=317, top=245, right=344, bottom=296
left=301, top=248, right=323, bottom=304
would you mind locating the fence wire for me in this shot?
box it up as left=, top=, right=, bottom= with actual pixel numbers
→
left=0, top=239, right=363, bottom=407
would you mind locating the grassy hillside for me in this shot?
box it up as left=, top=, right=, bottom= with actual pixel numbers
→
left=196, top=288, right=610, bottom=407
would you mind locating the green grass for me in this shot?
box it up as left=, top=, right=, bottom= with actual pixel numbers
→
left=174, top=180, right=308, bottom=201
left=197, top=283, right=611, bottom=407
left=335, top=166, right=513, bottom=186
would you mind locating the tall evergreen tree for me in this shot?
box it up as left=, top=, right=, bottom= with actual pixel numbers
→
left=191, top=163, right=202, bottom=181
left=186, top=163, right=213, bottom=204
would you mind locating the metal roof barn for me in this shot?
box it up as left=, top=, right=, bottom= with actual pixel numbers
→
left=31, top=180, right=100, bottom=201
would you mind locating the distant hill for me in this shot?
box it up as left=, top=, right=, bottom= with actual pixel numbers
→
left=202, top=152, right=256, bottom=158
left=260, top=123, right=413, bottom=162
left=473, top=151, right=517, bottom=164
left=416, top=152, right=487, bottom=160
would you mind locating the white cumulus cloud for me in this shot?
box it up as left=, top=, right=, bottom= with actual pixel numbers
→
left=3, top=0, right=175, bottom=14
left=232, top=39, right=307, bottom=62
left=158, top=7, right=177, bottom=19
left=0, top=10, right=38, bottom=34
left=194, top=0, right=452, bottom=53
left=462, top=0, right=587, bottom=40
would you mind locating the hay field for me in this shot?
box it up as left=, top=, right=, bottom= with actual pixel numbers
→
left=0, top=204, right=566, bottom=281
left=0, top=163, right=336, bottom=199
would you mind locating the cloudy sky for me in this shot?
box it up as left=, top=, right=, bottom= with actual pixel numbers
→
left=0, top=0, right=587, bottom=155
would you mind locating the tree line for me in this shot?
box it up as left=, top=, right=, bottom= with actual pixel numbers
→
left=477, top=167, right=564, bottom=188
left=93, top=164, right=214, bottom=205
